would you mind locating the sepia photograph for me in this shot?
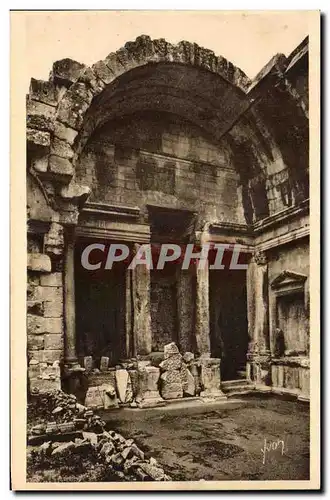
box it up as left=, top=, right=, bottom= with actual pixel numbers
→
left=11, top=10, right=320, bottom=490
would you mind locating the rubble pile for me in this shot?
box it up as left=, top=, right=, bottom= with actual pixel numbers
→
left=27, top=389, right=171, bottom=482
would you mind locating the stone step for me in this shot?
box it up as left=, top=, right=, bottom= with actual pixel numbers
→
left=221, top=379, right=255, bottom=395
left=222, top=379, right=251, bottom=388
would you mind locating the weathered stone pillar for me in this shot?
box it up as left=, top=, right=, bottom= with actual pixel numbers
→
left=62, top=224, right=86, bottom=394
left=195, top=264, right=211, bottom=356
left=131, top=245, right=152, bottom=355
left=63, top=226, right=78, bottom=366
left=246, top=251, right=271, bottom=388
left=177, top=269, right=194, bottom=353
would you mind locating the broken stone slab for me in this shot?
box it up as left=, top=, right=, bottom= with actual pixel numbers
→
left=160, top=370, right=183, bottom=400
left=84, top=386, right=104, bottom=409
left=100, top=356, right=109, bottom=372
left=125, top=373, right=133, bottom=403
left=180, top=364, right=195, bottom=396
left=51, top=441, right=75, bottom=456
left=115, top=369, right=129, bottom=403
left=103, top=384, right=119, bottom=409
left=159, top=353, right=182, bottom=372
left=138, top=461, right=167, bottom=481
left=82, top=431, right=98, bottom=446
left=164, top=342, right=180, bottom=359
left=183, top=352, right=195, bottom=364
left=83, top=356, right=93, bottom=373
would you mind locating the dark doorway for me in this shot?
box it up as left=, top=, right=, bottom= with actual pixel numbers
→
left=74, top=239, right=126, bottom=367
left=209, top=269, right=248, bottom=381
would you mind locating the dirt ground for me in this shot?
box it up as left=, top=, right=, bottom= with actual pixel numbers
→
left=101, top=395, right=310, bottom=481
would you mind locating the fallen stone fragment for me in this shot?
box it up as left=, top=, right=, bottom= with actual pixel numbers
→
left=76, top=403, right=86, bottom=414
left=100, top=441, right=115, bottom=456
left=82, top=431, right=98, bottom=446
left=52, top=406, right=63, bottom=415
left=115, top=369, right=129, bottom=403
left=183, top=352, right=195, bottom=364
left=100, top=356, right=109, bottom=372
left=39, top=441, right=51, bottom=455
left=180, top=364, right=196, bottom=396
left=31, top=424, right=46, bottom=435
left=138, top=462, right=167, bottom=481
left=130, top=443, right=145, bottom=460
left=164, top=342, right=180, bottom=359
left=111, top=452, right=125, bottom=469
left=51, top=441, right=75, bottom=456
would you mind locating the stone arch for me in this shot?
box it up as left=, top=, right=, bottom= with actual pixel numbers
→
left=27, top=35, right=252, bottom=190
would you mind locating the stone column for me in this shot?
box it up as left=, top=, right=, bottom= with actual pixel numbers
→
left=177, top=269, right=194, bottom=353
left=131, top=245, right=152, bottom=356
left=246, top=251, right=271, bottom=388
left=63, top=226, right=82, bottom=374
left=195, top=263, right=211, bottom=356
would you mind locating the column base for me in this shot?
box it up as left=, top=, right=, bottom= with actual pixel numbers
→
left=136, top=391, right=166, bottom=408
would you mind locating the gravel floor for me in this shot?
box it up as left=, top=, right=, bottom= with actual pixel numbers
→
left=101, top=395, right=310, bottom=481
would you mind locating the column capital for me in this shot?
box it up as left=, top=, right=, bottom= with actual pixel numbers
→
left=254, top=250, right=268, bottom=266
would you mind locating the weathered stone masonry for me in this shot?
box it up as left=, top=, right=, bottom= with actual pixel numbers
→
left=27, top=35, right=310, bottom=405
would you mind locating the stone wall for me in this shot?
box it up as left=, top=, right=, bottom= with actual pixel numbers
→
left=76, top=113, right=243, bottom=226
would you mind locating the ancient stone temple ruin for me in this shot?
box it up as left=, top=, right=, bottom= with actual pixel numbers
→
left=27, top=35, right=310, bottom=407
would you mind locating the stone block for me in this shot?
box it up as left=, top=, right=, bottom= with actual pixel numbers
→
left=29, top=349, right=62, bottom=364
left=27, top=128, right=50, bottom=151
left=27, top=300, right=44, bottom=316
left=54, top=122, right=78, bottom=145
left=164, top=342, right=180, bottom=359
left=84, top=386, right=104, bottom=409
left=200, top=358, right=223, bottom=397
left=27, top=335, right=44, bottom=351
left=125, top=373, right=133, bottom=403
left=50, top=137, right=75, bottom=159
left=43, top=300, right=63, bottom=318
left=29, top=78, right=59, bottom=107
left=44, top=334, right=63, bottom=350
left=159, top=353, right=182, bottom=372
left=26, top=99, right=56, bottom=132
left=48, top=155, right=74, bottom=180
left=136, top=365, right=164, bottom=408
left=27, top=315, right=62, bottom=335
left=83, top=356, right=93, bottom=373
left=180, top=364, right=195, bottom=396
left=30, top=285, right=63, bottom=303
left=29, top=376, right=61, bottom=393
left=115, top=369, right=129, bottom=403
left=40, top=273, right=62, bottom=287
left=27, top=253, right=51, bottom=273
left=183, top=352, right=195, bottom=364
left=160, top=370, right=183, bottom=400
left=52, top=58, right=86, bottom=87
left=100, top=356, right=109, bottom=372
